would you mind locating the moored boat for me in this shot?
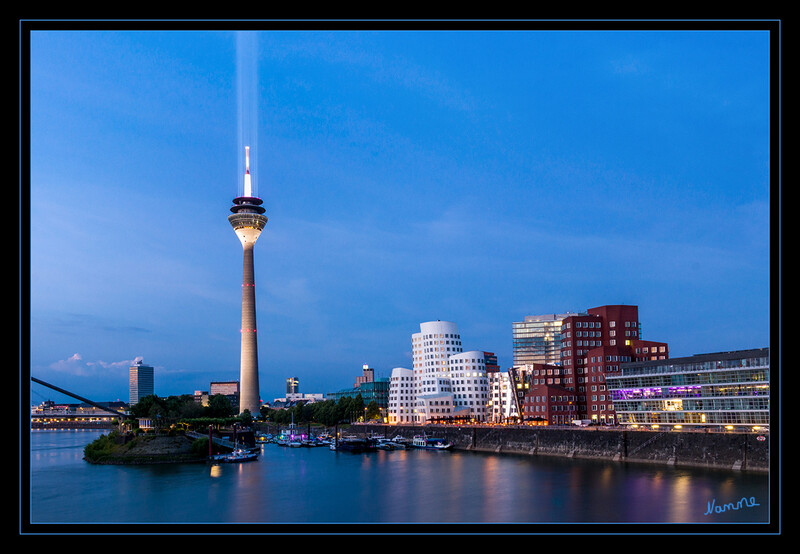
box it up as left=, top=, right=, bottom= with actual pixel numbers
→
left=390, top=436, right=413, bottom=448
left=334, top=437, right=378, bottom=453
left=376, top=438, right=397, bottom=450
left=210, top=447, right=259, bottom=463
left=412, top=434, right=453, bottom=450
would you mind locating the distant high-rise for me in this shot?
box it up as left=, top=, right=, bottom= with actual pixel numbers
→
left=210, top=380, right=240, bottom=408
left=286, top=377, right=299, bottom=395
left=229, top=146, right=268, bottom=415
left=355, top=364, right=374, bottom=388
left=129, top=360, right=154, bottom=406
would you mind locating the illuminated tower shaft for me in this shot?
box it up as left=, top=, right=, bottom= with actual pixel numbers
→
left=228, top=146, right=268, bottom=415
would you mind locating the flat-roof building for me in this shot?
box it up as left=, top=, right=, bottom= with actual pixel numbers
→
left=129, top=360, right=154, bottom=406
left=606, top=347, right=769, bottom=430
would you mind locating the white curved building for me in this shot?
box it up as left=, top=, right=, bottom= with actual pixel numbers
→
left=414, top=320, right=462, bottom=380
left=387, top=367, right=414, bottom=424
left=447, top=351, right=490, bottom=422
left=388, top=321, right=490, bottom=424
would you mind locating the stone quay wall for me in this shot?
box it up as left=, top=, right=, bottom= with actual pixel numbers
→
left=360, top=424, right=769, bottom=473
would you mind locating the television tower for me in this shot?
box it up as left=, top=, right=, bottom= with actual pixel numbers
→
left=229, top=146, right=267, bottom=415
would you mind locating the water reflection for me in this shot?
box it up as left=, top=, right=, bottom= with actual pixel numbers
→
left=29, top=431, right=770, bottom=525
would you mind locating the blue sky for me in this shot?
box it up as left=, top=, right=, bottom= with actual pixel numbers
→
left=25, top=26, right=774, bottom=405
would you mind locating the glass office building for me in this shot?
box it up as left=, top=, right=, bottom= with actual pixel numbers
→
left=328, top=378, right=391, bottom=415
left=607, top=348, right=769, bottom=429
left=513, top=313, right=582, bottom=366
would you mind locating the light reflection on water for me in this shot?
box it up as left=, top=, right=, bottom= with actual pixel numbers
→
left=28, top=430, right=770, bottom=526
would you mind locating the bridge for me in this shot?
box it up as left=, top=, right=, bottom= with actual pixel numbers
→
left=30, top=376, right=132, bottom=419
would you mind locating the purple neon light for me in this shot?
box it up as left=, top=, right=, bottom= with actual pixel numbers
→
left=613, top=385, right=702, bottom=400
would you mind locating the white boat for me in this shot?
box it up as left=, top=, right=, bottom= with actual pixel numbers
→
left=391, top=436, right=412, bottom=447
left=376, top=438, right=397, bottom=450
left=412, top=434, right=453, bottom=450
left=211, top=447, right=259, bottom=463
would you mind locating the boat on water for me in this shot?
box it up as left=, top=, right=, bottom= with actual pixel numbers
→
left=376, top=438, right=406, bottom=450
left=210, top=447, right=259, bottom=463
left=302, top=438, right=329, bottom=447
left=412, top=434, right=453, bottom=450
left=333, top=437, right=378, bottom=453
left=391, top=436, right=413, bottom=448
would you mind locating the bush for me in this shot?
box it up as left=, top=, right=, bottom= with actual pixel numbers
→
left=84, top=431, right=121, bottom=462
left=191, top=437, right=210, bottom=458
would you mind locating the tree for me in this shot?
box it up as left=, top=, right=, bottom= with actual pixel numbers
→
left=130, top=395, right=164, bottom=419
left=314, top=399, right=338, bottom=427
left=365, top=400, right=381, bottom=421
left=178, top=399, right=205, bottom=419
left=207, top=394, right=235, bottom=418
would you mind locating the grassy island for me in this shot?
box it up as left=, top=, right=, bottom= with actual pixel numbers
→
left=84, top=430, right=210, bottom=464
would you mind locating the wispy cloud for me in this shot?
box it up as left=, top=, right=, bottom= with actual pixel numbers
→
left=48, top=353, right=142, bottom=377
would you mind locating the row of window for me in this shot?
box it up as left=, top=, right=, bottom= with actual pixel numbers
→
left=563, top=321, right=604, bottom=329
left=414, top=333, right=461, bottom=340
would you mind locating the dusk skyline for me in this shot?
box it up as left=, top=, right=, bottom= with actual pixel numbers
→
left=26, top=25, right=773, bottom=406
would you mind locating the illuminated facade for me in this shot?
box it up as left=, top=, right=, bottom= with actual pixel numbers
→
left=30, top=400, right=129, bottom=428
left=388, top=321, right=491, bottom=424
left=488, top=369, right=516, bottom=423
left=444, top=350, right=490, bottom=422
left=409, top=320, right=461, bottom=424
left=606, top=348, right=769, bottom=429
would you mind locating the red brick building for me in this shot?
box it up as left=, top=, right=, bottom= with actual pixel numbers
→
left=523, top=383, right=578, bottom=425
left=559, top=305, right=668, bottom=424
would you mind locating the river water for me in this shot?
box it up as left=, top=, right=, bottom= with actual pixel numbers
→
left=25, top=429, right=774, bottom=532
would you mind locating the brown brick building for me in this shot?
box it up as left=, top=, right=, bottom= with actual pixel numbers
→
left=559, top=305, right=669, bottom=424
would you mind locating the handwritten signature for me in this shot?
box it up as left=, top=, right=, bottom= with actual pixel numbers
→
left=705, top=496, right=759, bottom=516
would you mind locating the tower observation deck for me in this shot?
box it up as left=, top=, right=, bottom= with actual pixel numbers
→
left=228, top=146, right=268, bottom=416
